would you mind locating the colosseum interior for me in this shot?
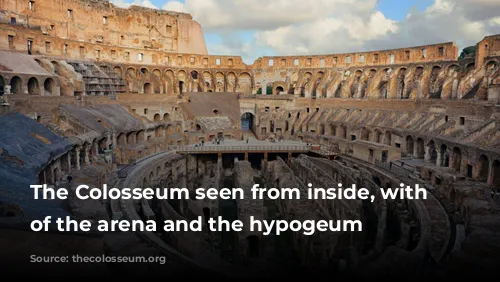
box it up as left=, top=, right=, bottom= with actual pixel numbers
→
left=0, top=0, right=499, bottom=278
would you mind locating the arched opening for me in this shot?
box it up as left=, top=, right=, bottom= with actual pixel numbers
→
left=319, top=124, right=325, bottom=135
left=154, top=114, right=161, bottom=122
left=191, top=71, right=198, bottom=80
left=275, top=86, right=284, bottom=94
left=144, top=83, right=153, bottom=94
left=373, top=177, right=381, bottom=186
left=140, top=68, right=149, bottom=75
left=196, top=124, right=202, bottom=131
left=384, top=131, right=392, bottom=146
left=246, top=235, right=260, bottom=258
left=179, top=81, right=184, bottom=94
left=452, top=147, right=462, bottom=171
left=406, top=136, right=414, bottom=156
left=28, top=77, right=39, bottom=95
left=241, top=112, right=254, bottom=132
left=416, top=138, right=425, bottom=158
left=10, top=76, right=22, bottom=94
left=0, top=76, right=4, bottom=96
left=361, top=128, right=370, bottom=141
left=477, top=155, right=489, bottom=182
left=43, top=78, right=54, bottom=95
left=427, top=141, right=437, bottom=163
left=374, top=130, right=383, bottom=143
left=163, top=113, right=170, bottom=122
left=213, top=109, right=219, bottom=115
left=117, top=133, right=126, bottom=146
left=440, top=144, right=449, bottom=167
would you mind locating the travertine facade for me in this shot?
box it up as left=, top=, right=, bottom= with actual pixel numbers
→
left=0, top=0, right=499, bottom=277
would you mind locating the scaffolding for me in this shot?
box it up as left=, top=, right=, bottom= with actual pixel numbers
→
left=68, top=61, right=127, bottom=96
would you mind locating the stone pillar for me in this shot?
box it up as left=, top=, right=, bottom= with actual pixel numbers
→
left=67, top=153, right=71, bottom=172
left=436, top=151, right=443, bottom=167
left=413, top=144, right=419, bottom=158
left=112, top=132, right=117, bottom=148
left=244, top=152, right=248, bottom=161
left=49, top=165, right=55, bottom=184
left=424, top=146, right=431, bottom=162
left=94, top=143, right=99, bottom=157
left=75, top=148, right=81, bottom=170
left=84, top=146, right=90, bottom=165
left=41, top=169, right=46, bottom=184
left=4, top=85, right=11, bottom=95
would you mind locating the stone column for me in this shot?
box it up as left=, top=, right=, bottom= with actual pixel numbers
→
left=67, top=153, right=72, bottom=172
left=75, top=148, right=81, bottom=171
left=84, top=146, right=90, bottom=165
left=424, top=146, right=431, bottom=162
left=112, top=132, right=117, bottom=148
left=413, top=143, right=419, bottom=158
left=436, top=151, right=443, bottom=167
left=49, top=165, right=55, bottom=184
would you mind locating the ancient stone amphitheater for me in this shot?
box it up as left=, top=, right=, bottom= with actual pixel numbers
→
left=0, top=0, right=499, bottom=278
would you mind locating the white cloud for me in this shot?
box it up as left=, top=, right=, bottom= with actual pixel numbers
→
left=111, top=0, right=158, bottom=9
left=113, top=0, right=500, bottom=63
left=162, top=1, right=187, bottom=13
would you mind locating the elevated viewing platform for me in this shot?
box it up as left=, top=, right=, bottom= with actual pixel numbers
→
left=174, top=139, right=339, bottom=158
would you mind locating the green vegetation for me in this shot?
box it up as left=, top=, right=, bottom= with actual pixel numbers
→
left=266, top=86, right=273, bottom=95
left=459, top=45, right=476, bottom=60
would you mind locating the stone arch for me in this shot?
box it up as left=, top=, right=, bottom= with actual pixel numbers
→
left=384, top=130, right=392, bottom=146
left=113, top=66, right=123, bottom=76
left=452, top=147, right=462, bottom=171
left=406, top=136, right=414, bottom=155
left=416, top=138, right=425, bottom=158
left=144, top=83, right=153, bottom=94
left=379, top=81, right=388, bottom=99
left=153, top=69, right=162, bottom=78
left=215, top=72, right=225, bottom=92
left=136, top=130, right=145, bottom=142
left=163, top=113, right=170, bottom=122
left=440, top=144, right=449, bottom=167
left=337, top=125, right=347, bottom=139
left=154, top=113, right=161, bottom=122
left=447, top=64, right=460, bottom=77
left=361, top=128, right=370, bottom=141
left=477, top=154, right=489, bottom=182
left=373, top=129, right=383, bottom=143
left=486, top=60, right=498, bottom=71
left=397, top=68, right=407, bottom=99
left=126, top=67, right=136, bottom=78
left=140, top=67, right=149, bottom=76
left=126, top=132, right=136, bottom=144
left=226, top=72, right=236, bottom=92
left=27, top=77, right=40, bottom=95
left=276, top=85, right=284, bottom=94
left=427, top=140, right=437, bottom=162
left=465, top=63, right=475, bottom=73
left=237, top=72, right=252, bottom=94
left=117, top=133, right=126, bottom=146
left=43, top=78, right=55, bottom=95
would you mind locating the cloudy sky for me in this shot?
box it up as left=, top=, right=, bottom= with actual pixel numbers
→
left=112, top=0, right=500, bottom=64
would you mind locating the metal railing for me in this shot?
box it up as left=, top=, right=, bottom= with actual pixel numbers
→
left=176, top=145, right=312, bottom=154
